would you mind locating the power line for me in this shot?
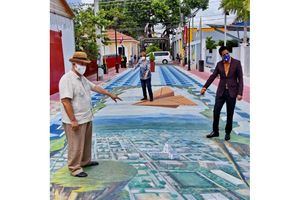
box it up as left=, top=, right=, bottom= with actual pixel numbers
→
left=202, top=16, right=235, bottom=22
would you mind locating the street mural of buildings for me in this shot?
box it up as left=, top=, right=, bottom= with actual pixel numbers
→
left=50, top=65, right=250, bottom=200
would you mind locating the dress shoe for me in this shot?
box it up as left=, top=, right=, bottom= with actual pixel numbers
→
left=140, top=98, right=147, bottom=101
left=75, top=172, right=88, bottom=177
left=84, top=161, right=99, bottom=167
left=150, top=98, right=153, bottom=102
left=225, top=133, right=231, bottom=141
left=206, top=131, right=219, bottom=138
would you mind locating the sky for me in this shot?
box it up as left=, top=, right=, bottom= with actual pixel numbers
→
left=193, top=0, right=236, bottom=27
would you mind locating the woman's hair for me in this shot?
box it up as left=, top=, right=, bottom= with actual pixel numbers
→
left=141, top=52, right=146, bottom=57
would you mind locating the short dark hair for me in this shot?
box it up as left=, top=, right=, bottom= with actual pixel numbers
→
left=218, top=46, right=229, bottom=56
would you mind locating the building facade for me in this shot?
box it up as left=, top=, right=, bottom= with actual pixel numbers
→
left=50, top=0, right=75, bottom=94
left=103, top=30, right=140, bottom=63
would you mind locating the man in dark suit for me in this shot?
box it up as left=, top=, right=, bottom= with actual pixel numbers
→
left=200, top=46, right=244, bottom=141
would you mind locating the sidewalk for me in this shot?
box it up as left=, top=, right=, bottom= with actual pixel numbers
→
left=180, top=64, right=250, bottom=103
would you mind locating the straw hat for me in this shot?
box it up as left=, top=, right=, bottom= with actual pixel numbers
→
left=69, top=51, right=91, bottom=64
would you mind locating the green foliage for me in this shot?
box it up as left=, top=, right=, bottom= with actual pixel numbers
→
left=220, top=0, right=250, bottom=44
left=146, top=44, right=161, bottom=54
left=50, top=135, right=66, bottom=153
left=100, top=6, right=139, bottom=39
left=218, top=39, right=239, bottom=52
left=206, top=37, right=217, bottom=51
left=219, top=0, right=250, bottom=22
left=51, top=161, right=137, bottom=193
left=149, top=53, right=155, bottom=62
left=99, top=0, right=209, bottom=39
left=73, top=5, right=112, bottom=60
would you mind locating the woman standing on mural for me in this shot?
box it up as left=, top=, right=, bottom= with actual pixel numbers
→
left=133, top=51, right=153, bottom=101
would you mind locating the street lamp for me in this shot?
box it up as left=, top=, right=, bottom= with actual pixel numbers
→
left=224, top=11, right=229, bottom=46
left=187, top=9, right=199, bottom=71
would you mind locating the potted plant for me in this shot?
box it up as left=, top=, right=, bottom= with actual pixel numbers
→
left=149, top=52, right=155, bottom=72
left=206, top=36, right=217, bottom=53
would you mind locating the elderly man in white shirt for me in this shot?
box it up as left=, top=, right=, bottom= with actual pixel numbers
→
left=59, top=51, right=122, bottom=177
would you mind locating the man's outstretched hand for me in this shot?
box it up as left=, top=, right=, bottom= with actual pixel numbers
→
left=110, top=94, right=122, bottom=102
left=200, top=87, right=206, bottom=95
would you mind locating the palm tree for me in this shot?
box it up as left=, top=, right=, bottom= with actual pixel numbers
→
left=219, top=0, right=250, bottom=44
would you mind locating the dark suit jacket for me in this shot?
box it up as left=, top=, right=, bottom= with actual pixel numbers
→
left=203, top=58, right=244, bottom=98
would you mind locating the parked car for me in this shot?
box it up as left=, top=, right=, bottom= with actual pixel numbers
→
left=146, top=51, right=172, bottom=64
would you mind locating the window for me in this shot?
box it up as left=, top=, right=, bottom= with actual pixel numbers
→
left=154, top=52, right=169, bottom=56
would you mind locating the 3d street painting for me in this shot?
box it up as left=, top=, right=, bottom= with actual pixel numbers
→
left=50, top=65, right=250, bottom=200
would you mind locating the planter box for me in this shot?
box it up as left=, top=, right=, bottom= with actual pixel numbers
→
left=85, top=60, right=97, bottom=76
left=150, top=61, right=155, bottom=72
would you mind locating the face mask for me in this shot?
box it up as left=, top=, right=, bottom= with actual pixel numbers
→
left=223, top=53, right=230, bottom=62
left=75, top=64, right=86, bottom=75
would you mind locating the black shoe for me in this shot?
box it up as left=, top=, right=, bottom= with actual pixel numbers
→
left=225, top=133, right=231, bottom=141
left=206, top=131, right=219, bottom=138
left=75, top=172, right=88, bottom=178
left=140, top=98, right=147, bottom=101
left=84, top=161, right=99, bottom=167
left=150, top=99, right=153, bottom=102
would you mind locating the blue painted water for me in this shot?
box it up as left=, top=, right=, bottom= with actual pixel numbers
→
left=93, top=114, right=211, bottom=135
left=50, top=66, right=208, bottom=139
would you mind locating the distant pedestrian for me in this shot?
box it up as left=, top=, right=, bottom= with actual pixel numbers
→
left=176, top=53, right=180, bottom=63
left=129, top=55, right=134, bottom=68
left=124, top=56, right=127, bottom=67
left=200, top=46, right=244, bottom=141
left=59, top=51, right=122, bottom=177
left=134, top=55, right=137, bottom=63
left=121, top=55, right=126, bottom=68
left=133, top=51, right=153, bottom=101
left=179, top=54, right=182, bottom=64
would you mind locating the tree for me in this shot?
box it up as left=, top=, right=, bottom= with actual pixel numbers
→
left=206, top=36, right=217, bottom=52
left=73, top=5, right=112, bottom=60
left=98, top=0, right=209, bottom=40
left=99, top=6, right=139, bottom=39
left=218, top=39, right=239, bottom=51
left=219, top=0, right=250, bottom=44
left=146, top=44, right=161, bottom=54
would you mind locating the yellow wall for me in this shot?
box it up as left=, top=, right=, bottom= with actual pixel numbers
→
left=104, top=41, right=139, bottom=62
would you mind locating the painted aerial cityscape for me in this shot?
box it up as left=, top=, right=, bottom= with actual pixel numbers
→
left=50, top=66, right=250, bottom=200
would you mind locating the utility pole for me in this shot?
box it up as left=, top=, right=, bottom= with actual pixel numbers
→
left=115, top=27, right=119, bottom=73
left=224, top=11, right=229, bottom=46
left=199, top=16, right=202, bottom=61
left=188, top=19, right=191, bottom=71
left=94, top=0, right=103, bottom=80
left=224, top=12, right=227, bottom=46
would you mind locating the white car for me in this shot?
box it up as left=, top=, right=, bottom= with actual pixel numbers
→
left=147, top=51, right=172, bottom=64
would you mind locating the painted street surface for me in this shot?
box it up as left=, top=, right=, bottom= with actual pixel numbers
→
left=50, top=65, right=250, bottom=200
